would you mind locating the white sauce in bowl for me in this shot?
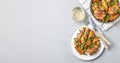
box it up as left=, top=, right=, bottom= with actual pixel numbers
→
left=72, top=7, right=85, bottom=22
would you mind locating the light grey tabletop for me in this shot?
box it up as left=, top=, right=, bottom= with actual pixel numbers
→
left=0, top=0, right=120, bottom=63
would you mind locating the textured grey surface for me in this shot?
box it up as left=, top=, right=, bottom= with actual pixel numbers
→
left=0, top=0, right=120, bottom=63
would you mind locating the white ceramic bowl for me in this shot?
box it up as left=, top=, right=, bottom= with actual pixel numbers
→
left=72, top=6, right=86, bottom=22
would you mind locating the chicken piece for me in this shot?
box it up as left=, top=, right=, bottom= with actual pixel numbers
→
left=75, top=45, right=85, bottom=54
left=102, top=0, right=108, bottom=10
left=81, top=35, right=87, bottom=43
left=84, top=28, right=90, bottom=35
left=88, top=30, right=95, bottom=38
left=76, top=32, right=83, bottom=42
left=92, top=47, right=98, bottom=53
left=84, top=40, right=91, bottom=49
left=92, top=37, right=99, bottom=44
left=94, top=44, right=99, bottom=49
left=87, top=47, right=98, bottom=55
left=108, top=4, right=119, bottom=15
left=87, top=48, right=94, bottom=55
left=94, top=10, right=106, bottom=20
left=81, top=28, right=90, bottom=43
left=76, top=28, right=86, bottom=42
left=87, top=40, right=92, bottom=46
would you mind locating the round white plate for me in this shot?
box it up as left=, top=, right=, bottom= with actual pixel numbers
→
left=70, top=25, right=104, bottom=60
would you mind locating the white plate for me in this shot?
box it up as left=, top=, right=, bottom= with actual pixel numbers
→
left=70, top=25, right=104, bottom=60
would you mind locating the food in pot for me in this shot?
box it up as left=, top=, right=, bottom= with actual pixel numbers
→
left=91, top=0, right=120, bottom=22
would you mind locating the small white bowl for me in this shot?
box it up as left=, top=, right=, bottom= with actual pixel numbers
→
left=72, top=6, right=86, bottom=22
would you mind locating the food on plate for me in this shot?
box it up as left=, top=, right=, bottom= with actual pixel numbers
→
left=91, top=0, right=120, bottom=22
left=74, top=27, right=100, bottom=55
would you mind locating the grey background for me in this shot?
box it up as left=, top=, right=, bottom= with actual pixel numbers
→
left=0, top=0, right=120, bottom=63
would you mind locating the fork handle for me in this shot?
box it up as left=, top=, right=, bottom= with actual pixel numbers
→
left=101, top=39, right=109, bottom=49
left=96, top=31, right=111, bottom=46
